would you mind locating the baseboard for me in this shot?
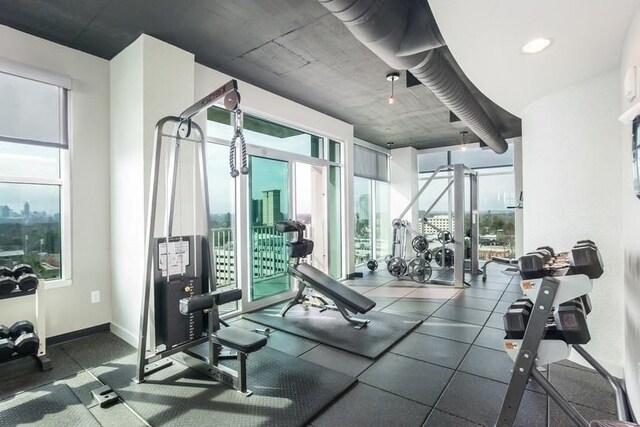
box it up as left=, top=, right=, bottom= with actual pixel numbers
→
left=48, top=323, right=110, bottom=345
left=109, top=321, right=138, bottom=348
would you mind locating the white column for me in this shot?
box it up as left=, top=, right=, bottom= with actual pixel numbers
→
left=109, top=35, right=195, bottom=346
left=521, top=70, right=623, bottom=374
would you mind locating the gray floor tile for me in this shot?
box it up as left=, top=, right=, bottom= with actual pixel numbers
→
left=474, top=326, right=505, bottom=351
left=383, top=298, right=445, bottom=317
left=381, top=307, right=429, bottom=320
left=458, top=345, right=544, bottom=393
left=391, top=332, right=470, bottom=369
left=486, top=312, right=505, bottom=330
left=549, top=363, right=617, bottom=415
left=359, top=353, right=454, bottom=406
left=423, top=409, right=481, bottom=426
left=447, top=294, right=499, bottom=312
left=313, top=383, right=430, bottom=427
left=0, top=346, right=82, bottom=401
left=459, top=288, right=505, bottom=300
left=60, top=332, right=135, bottom=370
left=416, top=317, right=482, bottom=344
left=300, top=344, right=373, bottom=377
left=500, top=290, right=525, bottom=302
left=266, top=330, right=318, bottom=356
left=383, top=278, right=426, bottom=288
left=467, top=279, right=511, bottom=291
left=90, top=404, right=147, bottom=427
left=548, top=399, right=616, bottom=426
left=436, top=372, right=547, bottom=427
left=432, top=304, right=491, bottom=326
left=493, top=300, right=512, bottom=314
left=368, top=296, right=400, bottom=311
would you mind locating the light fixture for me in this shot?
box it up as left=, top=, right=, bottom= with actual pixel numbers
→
left=386, top=72, right=400, bottom=104
left=521, top=37, right=552, bottom=54
left=459, top=131, right=468, bottom=151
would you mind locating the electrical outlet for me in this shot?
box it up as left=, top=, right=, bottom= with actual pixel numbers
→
left=91, top=290, right=101, bottom=304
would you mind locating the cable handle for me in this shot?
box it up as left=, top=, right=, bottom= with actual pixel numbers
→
left=229, top=109, right=248, bottom=177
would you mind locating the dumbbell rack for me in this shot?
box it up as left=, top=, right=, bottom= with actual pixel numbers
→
left=0, top=279, right=51, bottom=371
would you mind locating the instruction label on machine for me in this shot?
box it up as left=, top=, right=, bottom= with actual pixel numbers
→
left=158, top=240, right=190, bottom=277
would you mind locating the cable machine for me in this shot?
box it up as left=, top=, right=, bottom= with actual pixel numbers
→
left=135, top=80, right=268, bottom=396
left=385, top=163, right=479, bottom=287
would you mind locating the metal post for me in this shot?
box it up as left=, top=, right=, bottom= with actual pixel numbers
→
left=496, top=277, right=559, bottom=426
left=469, top=171, right=479, bottom=274
left=530, top=369, right=589, bottom=427
left=453, top=164, right=465, bottom=287
left=136, top=116, right=181, bottom=383
left=573, top=345, right=631, bottom=422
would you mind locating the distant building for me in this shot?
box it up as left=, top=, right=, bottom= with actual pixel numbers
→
left=261, top=189, right=281, bottom=225
left=1, top=205, right=10, bottom=218
left=23, top=202, right=30, bottom=218
left=421, top=214, right=454, bottom=236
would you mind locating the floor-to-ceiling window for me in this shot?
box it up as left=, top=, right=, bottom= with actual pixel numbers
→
left=207, top=106, right=344, bottom=311
left=353, top=143, right=390, bottom=266
left=417, top=145, right=517, bottom=259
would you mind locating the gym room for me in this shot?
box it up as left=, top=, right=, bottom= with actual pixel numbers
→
left=0, top=1, right=638, bottom=426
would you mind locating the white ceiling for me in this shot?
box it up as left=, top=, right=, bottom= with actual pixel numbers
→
left=429, top=0, right=640, bottom=116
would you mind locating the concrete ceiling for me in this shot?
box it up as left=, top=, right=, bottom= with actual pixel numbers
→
left=0, top=0, right=521, bottom=149
left=430, top=0, right=640, bottom=116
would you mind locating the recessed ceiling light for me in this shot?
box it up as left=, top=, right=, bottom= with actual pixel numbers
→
left=521, top=37, right=552, bottom=54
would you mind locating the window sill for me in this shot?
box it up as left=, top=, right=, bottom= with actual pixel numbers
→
left=45, top=279, right=72, bottom=290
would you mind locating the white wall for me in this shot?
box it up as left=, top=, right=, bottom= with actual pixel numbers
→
left=0, top=26, right=112, bottom=337
left=389, top=146, right=419, bottom=228
left=521, top=70, right=624, bottom=374
left=620, top=6, right=640, bottom=414
left=110, top=35, right=195, bottom=345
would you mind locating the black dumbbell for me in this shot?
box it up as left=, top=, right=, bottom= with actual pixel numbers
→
left=528, top=249, right=552, bottom=263
left=555, top=301, right=591, bottom=344
left=0, top=276, right=17, bottom=296
left=0, top=325, right=9, bottom=339
left=366, top=259, right=378, bottom=271
left=0, top=266, right=13, bottom=277
left=10, top=321, right=40, bottom=356
left=518, top=252, right=546, bottom=279
left=0, top=338, right=15, bottom=361
left=580, top=294, right=592, bottom=315
left=569, top=245, right=604, bottom=279
left=536, top=246, right=555, bottom=257
left=16, top=274, right=38, bottom=292
left=11, top=264, right=33, bottom=278
left=503, top=299, right=534, bottom=338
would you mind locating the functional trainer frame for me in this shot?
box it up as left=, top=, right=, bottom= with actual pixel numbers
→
left=135, top=80, right=265, bottom=395
left=389, top=163, right=479, bottom=287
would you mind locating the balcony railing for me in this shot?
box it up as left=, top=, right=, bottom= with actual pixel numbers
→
left=210, top=225, right=289, bottom=286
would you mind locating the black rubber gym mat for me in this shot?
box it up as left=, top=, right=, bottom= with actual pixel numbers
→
left=91, top=346, right=356, bottom=427
left=244, top=305, right=423, bottom=359
left=0, top=383, right=100, bottom=427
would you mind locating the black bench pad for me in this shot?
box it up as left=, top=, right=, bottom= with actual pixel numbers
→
left=290, top=263, right=376, bottom=314
left=215, top=327, right=267, bottom=353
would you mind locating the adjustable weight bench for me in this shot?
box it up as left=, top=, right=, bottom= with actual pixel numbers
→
left=179, top=288, right=267, bottom=396
left=481, top=256, right=520, bottom=281
left=276, top=221, right=376, bottom=329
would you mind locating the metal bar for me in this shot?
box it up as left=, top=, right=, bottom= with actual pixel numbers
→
left=530, top=369, right=589, bottom=427
left=398, top=165, right=448, bottom=220
left=453, top=164, right=465, bottom=287
left=422, top=179, right=454, bottom=220
left=237, top=351, right=248, bottom=393
left=573, top=345, right=631, bottom=422
left=136, top=116, right=181, bottom=383
left=423, top=219, right=444, bottom=234
left=469, top=171, right=479, bottom=274
left=164, top=135, right=181, bottom=237
left=496, top=277, right=559, bottom=426
left=0, top=134, right=68, bottom=149
left=180, top=80, right=238, bottom=120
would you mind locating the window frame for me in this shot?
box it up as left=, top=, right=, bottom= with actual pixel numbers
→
left=0, top=63, right=72, bottom=289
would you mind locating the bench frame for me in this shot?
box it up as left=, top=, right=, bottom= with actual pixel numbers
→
left=280, top=277, right=370, bottom=329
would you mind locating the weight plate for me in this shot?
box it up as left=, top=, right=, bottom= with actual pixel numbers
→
left=366, top=259, right=378, bottom=271
left=386, top=257, right=407, bottom=277
left=0, top=266, right=12, bottom=277
left=0, top=339, right=15, bottom=361
left=0, top=277, right=17, bottom=295
left=17, top=274, right=38, bottom=292
left=14, top=333, right=39, bottom=355
left=407, top=258, right=432, bottom=283
left=10, top=320, right=34, bottom=338
left=12, top=264, right=33, bottom=278
left=411, top=235, right=429, bottom=254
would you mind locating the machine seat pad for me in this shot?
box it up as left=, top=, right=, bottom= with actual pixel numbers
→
left=215, top=327, right=267, bottom=354
left=291, top=263, right=376, bottom=314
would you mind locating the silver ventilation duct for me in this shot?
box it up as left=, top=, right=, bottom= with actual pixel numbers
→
left=318, top=0, right=508, bottom=154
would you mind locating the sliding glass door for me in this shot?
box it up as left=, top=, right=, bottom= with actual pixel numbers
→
left=248, top=156, right=290, bottom=301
